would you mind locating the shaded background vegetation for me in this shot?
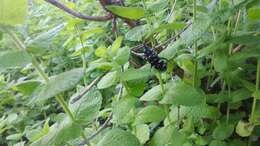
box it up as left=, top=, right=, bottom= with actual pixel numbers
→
left=0, top=0, right=260, bottom=146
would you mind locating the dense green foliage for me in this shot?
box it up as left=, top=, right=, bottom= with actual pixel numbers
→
left=0, top=0, right=260, bottom=146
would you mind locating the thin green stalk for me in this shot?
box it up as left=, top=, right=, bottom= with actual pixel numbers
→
left=156, top=72, right=171, bottom=124
left=141, top=0, right=152, bottom=32
left=234, top=10, right=241, bottom=34
left=56, top=95, right=75, bottom=121
left=167, top=0, right=177, bottom=22
left=226, top=83, right=231, bottom=124
left=31, top=57, right=50, bottom=82
left=250, top=59, right=260, bottom=123
left=177, top=105, right=180, bottom=129
left=156, top=72, right=165, bottom=92
left=193, top=0, right=198, bottom=87
left=75, top=25, right=87, bottom=85
left=248, top=136, right=252, bottom=146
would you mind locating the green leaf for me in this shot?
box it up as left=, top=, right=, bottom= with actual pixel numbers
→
left=32, top=68, right=84, bottom=102
left=160, top=81, right=205, bottom=106
left=95, top=46, right=107, bottom=58
left=14, top=80, right=41, bottom=96
left=127, top=79, right=146, bottom=97
left=0, top=51, right=31, bottom=70
left=125, top=25, right=148, bottom=41
left=88, top=59, right=113, bottom=72
left=176, top=54, right=195, bottom=75
left=229, top=47, right=260, bottom=61
left=30, top=118, right=50, bottom=141
left=213, top=123, right=234, bottom=140
left=6, top=133, right=23, bottom=141
left=110, top=36, right=123, bottom=54
left=231, top=88, right=251, bottom=103
left=30, top=117, right=81, bottom=146
left=152, top=22, right=186, bottom=34
left=235, top=120, right=254, bottom=137
left=69, top=88, right=102, bottom=124
left=209, top=140, right=226, bottom=146
left=248, top=7, right=260, bottom=20
left=151, top=126, right=187, bottom=146
left=26, top=24, right=65, bottom=49
left=240, top=79, right=256, bottom=92
left=135, top=105, right=165, bottom=124
left=97, top=71, right=118, bottom=89
left=181, top=16, right=212, bottom=45
left=140, top=85, right=162, bottom=101
left=106, top=5, right=145, bottom=20
left=159, top=40, right=183, bottom=60
left=120, top=67, right=152, bottom=81
left=133, top=124, right=150, bottom=144
left=0, top=0, right=27, bottom=25
left=113, top=47, right=130, bottom=65
left=227, top=140, right=247, bottom=146
left=227, top=35, right=260, bottom=46
left=112, top=98, right=137, bottom=124
left=253, top=90, right=260, bottom=100
left=14, top=142, right=25, bottom=146
left=213, top=51, right=229, bottom=73
left=97, top=128, right=140, bottom=146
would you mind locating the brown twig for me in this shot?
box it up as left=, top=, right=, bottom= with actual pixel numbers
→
left=44, top=0, right=113, bottom=21
left=70, top=73, right=106, bottom=104
left=112, top=17, right=117, bottom=33
left=232, top=44, right=243, bottom=53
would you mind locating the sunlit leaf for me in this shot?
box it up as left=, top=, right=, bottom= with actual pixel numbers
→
left=110, top=36, right=123, bottom=54
left=0, top=0, right=27, bottom=25
left=235, top=120, right=254, bottom=137
left=248, top=7, right=260, bottom=20
left=106, top=5, right=145, bottom=20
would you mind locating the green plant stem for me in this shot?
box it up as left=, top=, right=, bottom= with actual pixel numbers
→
left=156, top=72, right=165, bottom=92
left=167, top=0, right=177, bottom=22
left=156, top=72, right=170, bottom=124
left=192, top=0, right=198, bottom=87
left=226, top=83, right=231, bottom=124
left=31, top=57, right=50, bottom=82
left=141, top=0, right=153, bottom=34
left=56, top=95, right=75, bottom=120
left=250, top=59, right=260, bottom=123
left=75, top=25, right=87, bottom=85
left=234, top=10, right=241, bottom=34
